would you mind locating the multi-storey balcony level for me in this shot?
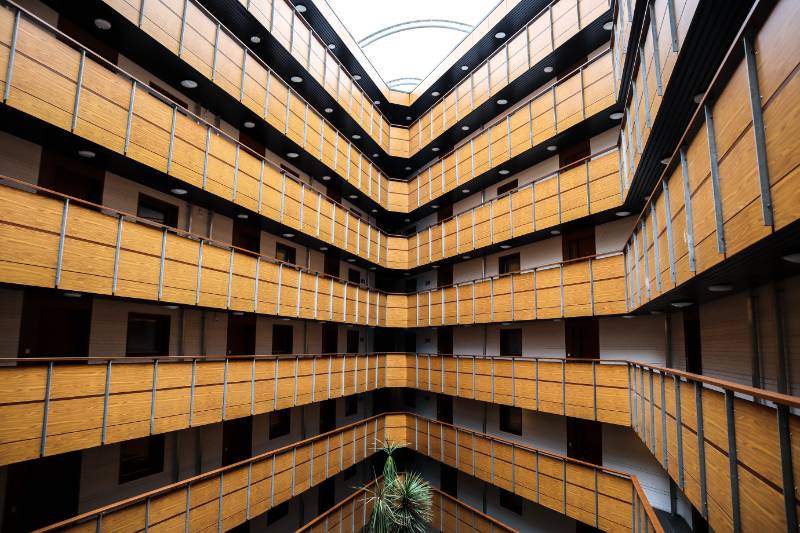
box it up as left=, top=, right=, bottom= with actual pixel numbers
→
left=0, top=0, right=797, bottom=532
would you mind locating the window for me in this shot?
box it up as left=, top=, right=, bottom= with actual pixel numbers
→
left=345, top=395, right=358, bottom=416
left=499, top=488, right=523, bottom=514
left=119, top=435, right=164, bottom=483
left=271, top=324, right=293, bottom=354
left=496, top=179, right=518, bottom=197
left=500, top=405, right=522, bottom=435
left=562, top=226, right=596, bottom=261
left=348, top=268, right=361, bottom=284
left=232, top=219, right=260, bottom=253
left=126, top=313, right=170, bottom=356
left=269, top=409, right=291, bottom=439
left=498, top=252, right=520, bottom=274
left=275, top=242, right=296, bottom=265
left=266, top=501, right=289, bottom=525
left=346, top=329, right=360, bottom=353
left=137, top=194, right=178, bottom=227
left=499, top=329, right=522, bottom=356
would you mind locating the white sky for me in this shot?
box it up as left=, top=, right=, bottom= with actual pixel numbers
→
left=324, top=0, right=498, bottom=92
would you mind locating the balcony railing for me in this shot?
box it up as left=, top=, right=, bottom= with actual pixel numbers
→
left=34, top=413, right=662, bottom=533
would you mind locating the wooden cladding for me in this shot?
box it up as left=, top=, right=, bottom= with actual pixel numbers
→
left=623, top=0, right=800, bottom=308
left=0, top=182, right=628, bottom=327
left=0, top=353, right=630, bottom=468
left=630, top=363, right=800, bottom=533
left=618, top=0, right=699, bottom=191
left=299, top=480, right=521, bottom=533
left=38, top=413, right=660, bottom=533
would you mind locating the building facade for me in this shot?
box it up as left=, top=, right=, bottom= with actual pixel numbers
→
left=0, top=0, right=797, bottom=531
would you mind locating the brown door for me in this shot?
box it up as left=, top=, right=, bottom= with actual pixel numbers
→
left=18, top=290, right=92, bottom=357
left=437, top=264, right=453, bottom=287
left=324, top=251, right=340, bottom=277
left=271, top=324, right=293, bottom=354
left=318, top=478, right=336, bottom=514
left=567, top=418, right=602, bottom=465
left=562, top=225, right=596, bottom=261
left=440, top=464, right=458, bottom=497
left=319, top=398, right=336, bottom=433
left=564, top=317, right=599, bottom=358
left=346, top=330, right=360, bottom=353
left=322, top=323, right=338, bottom=353
left=222, top=416, right=252, bottom=466
left=227, top=313, right=256, bottom=355
left=683, top=307, right=702, bottom=374
left=437, top=393, right=453, bottom=424
left=3, top=451, right=82, bottom=531
left=436, top=204, right=453, bottom=222
left=38, top=150, right=104, bottom=205
left=404, top=332, right=417, bottom=352
left=437, top=326, right=453, bottom=355
left=232, top=219, right=261, bottom=254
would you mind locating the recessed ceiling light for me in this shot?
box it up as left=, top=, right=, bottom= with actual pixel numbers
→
left=349, top=194, right=358, bottom=199
left=287, top=152, right=299, bottom=158
left=282, top=233, right=295, bottom=238
left=671, top=301, right=693, bottom=308
left=610, top=112, right=624, bottom=120
left=369, top=266, right=376, bottom=270
left=374, top=100, right=380, bottom=105
left=281, top=317, right=291, bottom=321
left=372, top=153, right=379, bottom=157
left=462, top=255, right=471, bottom=259
left=324, top=107, right=333, bottom=113
left=494, top=32, right=506, bottom=39
left=432, top=147, right=440, bottom=152
left=322, top=175, right=331, bottom=181
left=550, top=229, right=561, bottom=235
left=603, top=21, right=614, bottom=30
left=500, top=244, right=511, bottom=249
left=243, top=121, right=255, bottom=129
left=461, top=189, right=470, bottom=194
left=660, top=157, right=670, bottom=165
left=250, top=35, right=261, bottom=44
left=170, top=188, right=188, bottom=195
left=94, top=18, right=111, bottom=30
left=180, top=79, right=198, bottom=89
left=783, top=253, right=800, bottom=263
left=544, top=66, right=554, bottom=73
left=615, top=210, right=631, bottom=217
left=352, top=134, right=361, bottom=140
left=406, top=116, right=412, bottom=121
left=708, top=284, right=733, bottom=292
left=295, top=4, right=306, bottom=12
left=622, top=314, right=635, bottom=319
left=403, top=272, right=410, bottom=276
left=546, top=145, right=557, bottom=152
left=320, top=246, right=328, bottom=251
left=353, top=75, right=362, bottom=81
left=461, top=65, right=469, bottom=71
left=432, top=91, right=440, bottom=97
left=404, top=218, right=410, bottom=222
left=78, top=150, right=96, bottom=158
left=290, top=76, right=303, bottom=83
left=371, top=208, right=378, bottom=213
left=497, top=99, right=508, bottom=105
left=499, top=169, right=509, bottom=175
left=650, top=310, right=663, bottom=315
left=431, top=204, right=439, bottom=209
left=404, top=166, right=411, bottom=171
left=237, top=213, right=249, bottom=219
left=164, top=304, right=179, bottom=310
left=328, top=43, right=336, bottom=50
left=347, top=258, right=356, bottom=262
left=232, top=311, right=244, bottom=316
left=461, top=125, right=470, bottom=131
left=693, top=93, right=704, bottom=104
left=64, top=291, right=83, bottom=298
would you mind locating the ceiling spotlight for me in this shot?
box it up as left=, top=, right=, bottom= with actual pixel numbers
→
left=243, top=121, right=255, bottom=129
left=461, top=125, right=470, bottom=131
left=404, top=166, right=412, bottom=171
left=237, top=213, right=249, bottom=219
left=369, top=266, right=376, bottom=270
left=497, top=99, right=508, bottom=105
left=403, top=272, right=410, bottom=276
left=671, top=301, right=693, bottom=308
left=170, top=188, right=188, bottom=195
left=610, top=112, right=624, bottom=120
left=693, top=93, right=704, bottom=104
left=615, top=210, right=631, bottom=217
left=372, top=153, right=379, bottom=157
left=64, top=291, right=83, bottom=298
left=94, top=18, right=111, bottom=30
left=328, top=43, right=336, bottom=50
left=660, top=157, right=670, bottom=165
left=324, top=107, right=333, bottom=113
left=461, top=189, right=470, bottom=194
left=546, top=145, right=557, bottom=152
left=622, top=314, right=635, bottom=319
left=708, top=284, right=733, bottom=292
left=322, top=175, right=331, bottom=181
left=494, top=32, right=506, bottom=39
left=783, top=253, right=800, bottom=263
left=290, top=76, right=303, bottom=83
left=462, top=255, right=471, bottom=259
left=232, top=311, right=244, bottom=316
left=352, top=134, right=361, bottom=140
left=432, top=147, right=440, bottom=152
left=461, top=65, right=469, bottom=71
left=164, top=304, right=179, bottom=310
left=295, top=4, right=307, bottom=12
left=499, top=169, right=509, bottom=175
left=544, top=66, right=554, bottom=73
left=282, top=233, right=295, bottom=238
left=353, top=75, right=362, bottom=81
left=371, top=209, right=378, bottom=213
left=180, top=79, right=198, bottom=89
left=250, top=35, right=261, bottom=44
left=349, top=194, right=358, bottom=199
left=500, top=244, right=511, bottom=249
left=404, top=218, right=410, bottom=222
left=406, top=116, right=412, bottom=121
left=347, top=258, right=356, bottom=262
left=432, top=91, right=440, bottom=97
left=603, top=21, right=614, bottom=30
left=78, top=150, right=96, bottom=158
left=649, top=310, right=663, bottom=315
left=374, top=100, right=381, bottom=105
left=320, top=246, right=328, bottom=251
left=431, top=204, right=439, bottom=209
left=550, top=229, right=561, bottom=235
left=287, top=152, right=299, bottom=158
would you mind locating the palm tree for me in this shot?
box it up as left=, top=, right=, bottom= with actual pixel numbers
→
left=365, top=442, right=432, bottom=533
